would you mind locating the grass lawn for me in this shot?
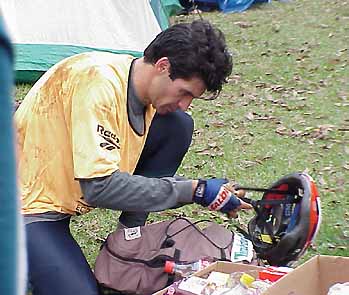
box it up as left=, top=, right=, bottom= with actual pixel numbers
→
left=15, top=0, right=348, bottom=271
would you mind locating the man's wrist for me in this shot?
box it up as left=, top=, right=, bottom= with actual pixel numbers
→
left=192, top=180, right=199, bottom=196
left=193, top=179, right=207, bottom=205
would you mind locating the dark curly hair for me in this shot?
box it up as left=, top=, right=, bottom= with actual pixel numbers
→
left=143, top=20, right=233, bottom=92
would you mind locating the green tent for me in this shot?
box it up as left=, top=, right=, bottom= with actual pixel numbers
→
left=1, top=0, right=183, bottom=83
left=151, top=0, right=183, bottom=30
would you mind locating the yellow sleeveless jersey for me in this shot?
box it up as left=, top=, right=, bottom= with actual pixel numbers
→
left=15, top=52, right=156, bottom=215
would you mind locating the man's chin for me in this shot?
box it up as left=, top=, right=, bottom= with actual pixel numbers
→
left=157, top=107, right=170, bottom=115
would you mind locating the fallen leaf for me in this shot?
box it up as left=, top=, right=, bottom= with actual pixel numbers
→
left=234, top=21, right=253, bottom=28
left=327, top=243, right=336, bottom=249
left=275, top=126, right=288, bottom=135
left=318, top=176, right=326, bottom=186
left=321, top=143, right=333, bottom=150
left=245, top=112, right=254, bottom=121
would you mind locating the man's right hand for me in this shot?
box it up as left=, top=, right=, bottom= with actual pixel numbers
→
left=193, top=178, right=252, bottom=217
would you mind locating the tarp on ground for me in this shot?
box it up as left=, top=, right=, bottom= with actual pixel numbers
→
left=0, top=0, right=163, bottom=83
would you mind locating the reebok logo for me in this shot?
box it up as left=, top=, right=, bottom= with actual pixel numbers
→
left=97, top=124, right=120, bottom=150
left=208, top=185, right=231, bottom=211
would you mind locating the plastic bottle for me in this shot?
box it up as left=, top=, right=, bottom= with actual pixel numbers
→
left=164, top=259, right=211, bottom=278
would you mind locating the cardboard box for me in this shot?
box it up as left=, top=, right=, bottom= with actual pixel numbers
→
left=193, top=261, right=265, bottom=278
left=266, top=255, right=349, bottom=295
left=153, top=262, right=266, bottom=295
left=153, top=255, right=349, bottom=295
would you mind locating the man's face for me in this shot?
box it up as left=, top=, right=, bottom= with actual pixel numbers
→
left=151, top=76, right=206, bottom=115
left=149, top=60, right=206, bottom=115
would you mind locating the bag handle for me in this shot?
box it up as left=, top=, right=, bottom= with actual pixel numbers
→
left=104, top=241, right=174, bottom=268
left=164, top=217, right=234, bottom=257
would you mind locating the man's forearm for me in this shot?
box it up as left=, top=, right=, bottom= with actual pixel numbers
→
left=79, top=171, right=195, bottom=212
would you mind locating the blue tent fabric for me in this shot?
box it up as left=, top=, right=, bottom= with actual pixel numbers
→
left=195, top=0, right=270, bottom=13
left=218, top=0, right=270, bottom=13
left=0, top=16, right=18, bottom=295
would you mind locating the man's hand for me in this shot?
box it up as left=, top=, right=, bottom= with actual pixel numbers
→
left=193, top=179, right=253, bottom=217
left=224, top=181, right=253, bottom=218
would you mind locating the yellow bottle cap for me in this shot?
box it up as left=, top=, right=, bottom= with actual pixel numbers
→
left=240, top=273, right=255, bottom=288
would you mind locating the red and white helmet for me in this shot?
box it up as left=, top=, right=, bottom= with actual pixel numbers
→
left=248, top=172, right=321, bottom=266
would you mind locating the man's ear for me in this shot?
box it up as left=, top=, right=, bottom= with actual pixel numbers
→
left=154, top=57, right=170, bottom=74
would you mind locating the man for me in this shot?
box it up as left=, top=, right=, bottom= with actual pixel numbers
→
left=15, top=20, right=252, bottom=295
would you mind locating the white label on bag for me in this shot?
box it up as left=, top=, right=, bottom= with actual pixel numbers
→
left=124, top=226, right=141, bottom=240
left=230, top=233, right=254, bottom=263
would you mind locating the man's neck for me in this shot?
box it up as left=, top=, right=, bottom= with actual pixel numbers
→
left=132, top=57, right=152, bottom=106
